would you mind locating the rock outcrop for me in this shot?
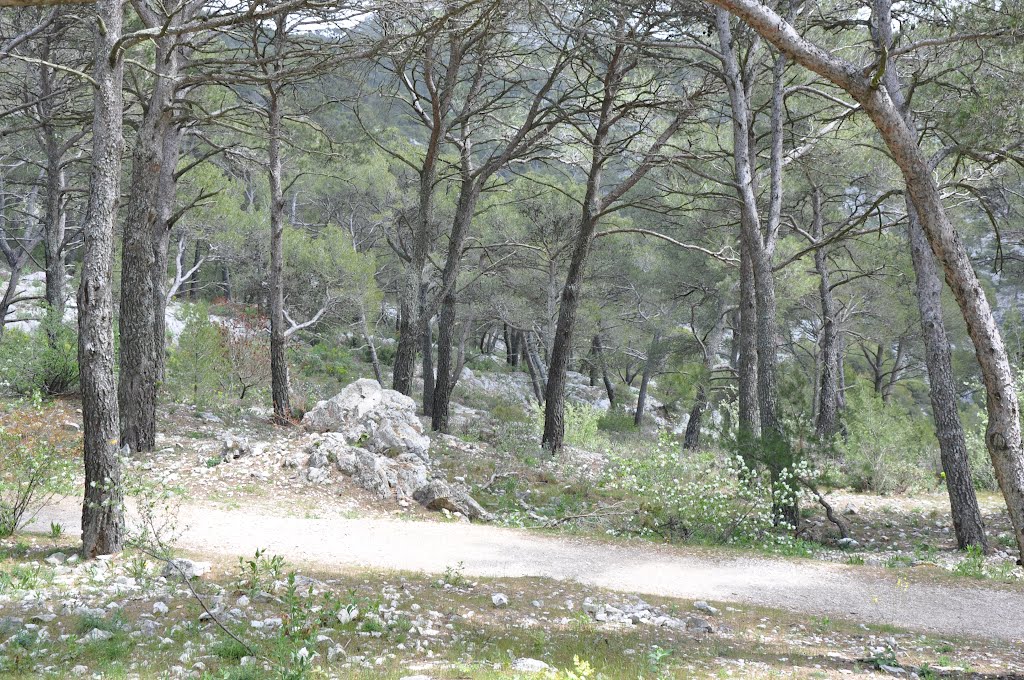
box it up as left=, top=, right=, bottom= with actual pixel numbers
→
left=301, top=380, right=489, bottom=521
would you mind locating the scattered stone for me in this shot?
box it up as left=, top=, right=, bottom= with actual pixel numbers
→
left=82, top=628, right=114, bottom=642
left=161, top=559, right=211, bottom=580
left=693, top=601, right=719, bottom=616
left=414, top=479, right=492, bottom=521
left=62, top=421, right=81, bottom=433
left=685, top=617, right=714, bottom=634
left=838, top=537, right=861, bottom=549
left=71, top=666, right=89, bottom=676
left=511, top=658, right=551, bottom=673
left=491, top=593, right=509, bottom=608
left=45, top=552, right=67, bottom=566
left=153, top=602, right=169, bottom=616
left=221, top=436, right=252, bottom=462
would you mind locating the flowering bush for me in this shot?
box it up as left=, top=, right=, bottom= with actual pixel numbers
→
left=602, top=437, right=805, bottom=547
left=0, top=423, right=76, bottom=537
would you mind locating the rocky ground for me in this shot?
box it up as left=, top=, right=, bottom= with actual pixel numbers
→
left=3, top=372, right=1024, bottom=678
left=1, top=533, right=1022, bottom=679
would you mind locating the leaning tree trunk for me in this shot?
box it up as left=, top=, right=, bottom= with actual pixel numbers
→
left=79, top=0, right=126, bottom=557
left=708, top=0, right=1024, bottom=557
left=718, top=10, right=796, bottom=529
left=593, top=333, right=615, bottom=408
left=866, top=0, right=986, bottom=550
left=432, top=178, right=481, bottom=431
left=908, top=206, right=989, bottom=549
left=267, top=82, right=290, bottom=423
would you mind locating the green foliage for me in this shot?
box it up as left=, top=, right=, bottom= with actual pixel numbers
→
left=597, top=407, right=638, bottom=433
left=602, top=439, right=803, bottom=548
left=0, top=314, right=79, bottom=396
left=295, top=341, right=353, bottom=385
left=836, top=382, right=939, bottom=494
left=0, top=427, right=75, bottom=537
left=559, top=402, right=608, bottom=451
left=964, top=421, right=1000, bottom=491
left=165, top=303, right=229, bottom=409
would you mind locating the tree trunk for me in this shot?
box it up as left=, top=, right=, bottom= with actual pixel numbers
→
left=634, top=330, right=661, bottom=427
left=79, top=0, right=126, bottom=557
left=592, top=333, right=615, bottom=408
left=813, top=189, right=841, bottom=440
left=717, top=10, right=796, bottom=528
left=908, top=206, right=989, bottom=549
left=737, top=236, right=760, bottom=438
left=36, top=35, right=69, bottom=325
left=708, top=0, right=1024, bottom=557
left=421, top=314, right=434, bottom=417
left=542, top=208, right=600, bottom=452
left=523, top=331, right=546, bottom=403
left=267, top=59, right=290, bottom=423
left=685, top=304, right=728, bottom=450
left=360, top=304, right=383, bottom=386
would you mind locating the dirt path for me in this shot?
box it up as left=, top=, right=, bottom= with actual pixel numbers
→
left=33, top=498, right=1024, bottom=643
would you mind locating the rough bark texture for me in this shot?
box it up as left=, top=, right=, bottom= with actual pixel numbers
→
left=709, top=0, right=1024, bottom=557
left=812, top=189, right=841, bottom=440
left=267, top=39, right=290, bottom=423
left=79, top=0, right=125, bottom=557
left=38, top=38, right=68, bottom=323
left=862, top=0, right=986, bottom=549
left=737, top=239, right=759, bottom=437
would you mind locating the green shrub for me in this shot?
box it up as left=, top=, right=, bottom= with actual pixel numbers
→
left=297, top=342, right=353, bottom=383
left=837, top=382, right=938, bottom=494
left=165, top=303, right=228, bottom=408
left=0, top=315, right=79, bottom=396
left=562, top=402, right=607, bottom=450
left=602, top=439, right=802, bottom=547
left=0, top=428, right=75, bottom=536
left=597, top=407, right=637, bottom=433
left=368, top=342, right=396, bottom=367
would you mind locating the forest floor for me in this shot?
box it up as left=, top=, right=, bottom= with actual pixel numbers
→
left=29, top=493, right=1024, bottom=643
left=5, top=399, right=1024, bottom=677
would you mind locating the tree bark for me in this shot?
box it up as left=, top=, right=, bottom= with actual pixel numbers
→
left=862, top=0, right=986, bottom=550
left=737, top=239, right=759, bottom=438
left=79, top=0, right=126, bottom=557
left=812, top=188, right=841, bottom=440
left=267, top=19, right=290, bottom=423
left=717, top=10, right=796, bottom=528
left=634, top=330, right=662, bottom=427
left=708, top=0, right=1024, bottom=557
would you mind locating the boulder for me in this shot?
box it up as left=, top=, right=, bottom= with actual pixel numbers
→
left=302, top=379, right=430, bottom=460
left=161, top=559, right=211, bottom=580
left=413, top=479, right=492, bottom=521
left=307, top=434, right=429, bottom=501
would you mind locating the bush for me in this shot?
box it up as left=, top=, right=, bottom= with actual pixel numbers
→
left=368, top=342, right=396, bottom=367
left=597, top=407, right=638, bottom=433
left=165, top=304, right=228, bottom=408
left=0, top=426, right=75, bottom=536
left=602, top=438, right=801, bottom=547
left=297, top=342, right=353, bottom=383
left=837, top=383, right=938, bottom=494
left=0, top=315, right=79, bottom=397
